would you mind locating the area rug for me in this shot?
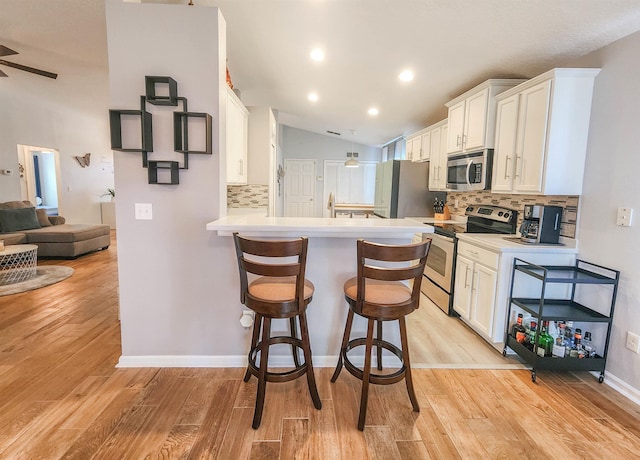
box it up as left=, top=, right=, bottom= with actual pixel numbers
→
left=0, top=266, right=74, bottom=296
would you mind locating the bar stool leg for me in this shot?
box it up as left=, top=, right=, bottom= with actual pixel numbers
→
left=358, top=318, right=376, bottom=431
left=289, top=317, right=301, bottom=368
left=244, top=313, right=262, bottom=383
left=298, top=312, right=322, bottom=410
left=253, top=317, right=272, bottom=429
left=399, top=316, right=419, bottom=412
left=376, top=320, right=383, bottom=371
left=331, top=309, right=355, bottom=382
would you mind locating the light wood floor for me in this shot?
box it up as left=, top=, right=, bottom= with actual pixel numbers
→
left=1, top=231, right=640, bottom=459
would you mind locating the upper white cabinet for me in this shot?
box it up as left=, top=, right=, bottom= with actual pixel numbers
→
left=445, top=79, right=525, bottom=154
left=226, top=87, right=249, bottom=184
left=247, top=106, right=276, bottom=185
left=427, top=120, right=448, bottom=191
left=492, top=68, right=600, bottom=195
left=406, top=133, right=423, bottom=162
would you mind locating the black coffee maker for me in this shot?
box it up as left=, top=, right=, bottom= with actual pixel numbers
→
left=520, top=205, right=563, bottom=244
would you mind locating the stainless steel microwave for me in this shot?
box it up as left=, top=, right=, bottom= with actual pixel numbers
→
left=446, top=149, right=493, bottom=191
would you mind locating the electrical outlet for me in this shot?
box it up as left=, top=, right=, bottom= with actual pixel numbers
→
left=135, top=203, right=153, bottom=220
left=626, top=331, right=640, bottom=353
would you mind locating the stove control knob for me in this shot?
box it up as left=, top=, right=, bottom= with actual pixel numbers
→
left=504, top=212, right=510, bottom=219
left=498, top=211, right=503, bottom=216
left=466, top=206, right=474, bottom=212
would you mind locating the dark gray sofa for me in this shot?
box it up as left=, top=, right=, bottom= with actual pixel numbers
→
left=0, top=201, right=111, bottom=258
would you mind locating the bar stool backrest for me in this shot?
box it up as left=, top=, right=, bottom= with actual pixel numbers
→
left=233, top=232, right=309, bottom=315
left=356, top=238, right=431, bottom=317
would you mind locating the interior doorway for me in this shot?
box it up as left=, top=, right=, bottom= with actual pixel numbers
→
left=17, top=144, right=62, bottom=216
left=283, top=159, right=316, bottom=217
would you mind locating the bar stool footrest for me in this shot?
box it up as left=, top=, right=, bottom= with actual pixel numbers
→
left=247, top=335, right=308, bottom=383
left=343, top=337, right=407, bottom=385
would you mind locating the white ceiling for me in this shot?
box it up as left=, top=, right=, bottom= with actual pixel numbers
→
left=2, top=0, right=640, bottom=146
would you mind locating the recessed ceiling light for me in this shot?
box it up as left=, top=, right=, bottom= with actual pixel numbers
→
left=310, top=48, right=325, bottom=62
left=398, top=69, right=414, bottom=82
left=368, top=107, right=379, bottom=116
left=308, top=92, right=319, bottom=102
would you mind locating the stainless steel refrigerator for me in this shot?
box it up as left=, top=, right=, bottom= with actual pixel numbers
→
left=373, top=160, right=445, bottom=218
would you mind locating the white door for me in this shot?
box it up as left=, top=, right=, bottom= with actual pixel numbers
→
left=284, top=159, right=316, bottom=217
left=463, top=87, right=489, bottom=151
left=514, top=80, right=552, bottom=193
left=493, top=94, right=520, bottom=192
left=453, top=256, right=473, bottom=319
left=446, top=100, right=465, bottom=153
left=469, top=264, right=498, bottom=338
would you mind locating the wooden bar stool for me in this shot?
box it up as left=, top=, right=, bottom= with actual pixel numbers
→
left=331, top=238, right=431, bottom=430
left=233, top=233, right=322, bottom=429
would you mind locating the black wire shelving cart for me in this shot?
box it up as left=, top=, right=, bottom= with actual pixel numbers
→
left=503, top=258, right=620, bottom=383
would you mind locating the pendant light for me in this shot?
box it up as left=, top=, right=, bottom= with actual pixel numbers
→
left=345, top=130, right=360, bottom=168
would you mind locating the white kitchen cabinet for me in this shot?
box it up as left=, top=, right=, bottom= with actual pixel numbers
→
left=406, top=133, right=423, bottom=162
left=454, top=242, right=499, bottom=338
left=427, top=120, right=448, bottom=191
left=226, top=87, right=249, bottom=184
left=453, top=236, right=577, bottom=350
left=492, top=68, right=600, bottom=195
left=420, top=130, right=431, bottom=161
left=445, top=79, right=525, bottom=154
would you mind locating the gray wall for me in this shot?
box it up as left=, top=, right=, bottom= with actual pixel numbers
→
left=565, top=30, right=640, bottom=393
left=280, top=125, right=382, bottom=216
left=0, top=49, right=113, bottom=223
left=107, top=0, right=244, bottom=359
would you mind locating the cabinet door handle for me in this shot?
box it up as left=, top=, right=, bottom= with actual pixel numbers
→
left=504, top=156, right=511, bottom=179
left=469, top=250, right=479, bottom=257
left=514, top=155, right=522, bottom=178
left=470, top=270, right=477, bottom=292
left=462, top=134, right=467, bottom=146
left=464, top=266, right=470, bottom=288
left=238, top=159, right=243, bottom=175
left=456, top=135, right=461, bottom=147
left=437, top=165, right=441, bottom=180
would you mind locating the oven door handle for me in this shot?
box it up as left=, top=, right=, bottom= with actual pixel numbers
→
left=466, top=160, right=473, bottom=186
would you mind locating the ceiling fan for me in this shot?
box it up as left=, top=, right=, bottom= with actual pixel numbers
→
left=0, top=45, right=57, bottom=79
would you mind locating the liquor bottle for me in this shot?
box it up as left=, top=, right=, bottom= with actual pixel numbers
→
left=583, top=331, right=596, bottom=358
left=526, top=321, right=537, bottom=351
left=565, top=321, right=575, bottom=348
left=569, top=328, right=583, bottom=358
left=552, top=322, right=567, bottom=358
left=512, top=313, right=526, bottom=344
left=537, top=321, right=554, bottom=358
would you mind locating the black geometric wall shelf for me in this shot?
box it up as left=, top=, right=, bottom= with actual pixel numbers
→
left=108, top=76, right=214, bottom=185
left=109, top=109, right=153, bottom=152
left=145, top=76, right=178, bottom=106
left=174, top=112, right=213, bottom=154
left=148, top=160, right=180, bottom=185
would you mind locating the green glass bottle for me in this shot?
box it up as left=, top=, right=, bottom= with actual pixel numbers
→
left=537, top=321, right=554, bottom=357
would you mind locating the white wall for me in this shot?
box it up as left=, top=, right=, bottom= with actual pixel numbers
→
left=0, top=55, right=113, bottom=223
left=106, top=0, right=246, bottom=360
left=566, top=30, right=640, bottom=393
left=280, top=125, right=382, bottom=216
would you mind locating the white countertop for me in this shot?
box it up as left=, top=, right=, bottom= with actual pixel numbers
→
left=456, top=233, right=578, bottom=253
left=207, top=215, right=435, bottom=238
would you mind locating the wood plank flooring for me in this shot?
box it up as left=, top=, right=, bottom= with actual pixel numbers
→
left=1, top=231, right=640, bottom=459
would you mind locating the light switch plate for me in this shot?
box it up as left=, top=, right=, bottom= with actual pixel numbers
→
left=626, top=331, right=640, bottom=353
left=616, top=207, right=633, bottom=227
left=135, top=203, right=153, bottom=220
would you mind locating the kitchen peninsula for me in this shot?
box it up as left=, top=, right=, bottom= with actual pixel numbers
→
left=207, top=215, right=434, bottom=365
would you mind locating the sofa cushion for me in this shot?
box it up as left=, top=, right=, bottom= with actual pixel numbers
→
left=0, top=200, right=32, bottom=210
left=0, top=232, right=28, bottom=245
left=0, top=207, right=41, bottom=233
left=23, top=224, right=111, bottom=243
left=35, top=208, right=53, bottom=227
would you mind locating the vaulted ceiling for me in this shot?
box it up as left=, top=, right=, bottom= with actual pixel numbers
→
left=2, top=0, right=640, bottom=146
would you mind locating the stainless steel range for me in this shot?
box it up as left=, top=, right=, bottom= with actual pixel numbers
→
left=421, top=205, right=518, bottom=315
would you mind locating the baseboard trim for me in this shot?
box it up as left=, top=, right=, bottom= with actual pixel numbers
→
left=591, top=370, right=640, bottom=406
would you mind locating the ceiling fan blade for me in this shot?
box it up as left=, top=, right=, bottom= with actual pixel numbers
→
left=0, top=59, right=57, bottom=79
left=0, top=45, right=18, bottom=57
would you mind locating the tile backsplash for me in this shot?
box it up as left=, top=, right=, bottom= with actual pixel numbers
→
left=446, top=191, right=579, bottom=238
left=227, top=184, right=269, bottom=208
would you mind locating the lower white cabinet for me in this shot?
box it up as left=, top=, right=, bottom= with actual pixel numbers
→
left=453, top=243, right=498, bottom=338
left=453, top=238, right=577, bottom=350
